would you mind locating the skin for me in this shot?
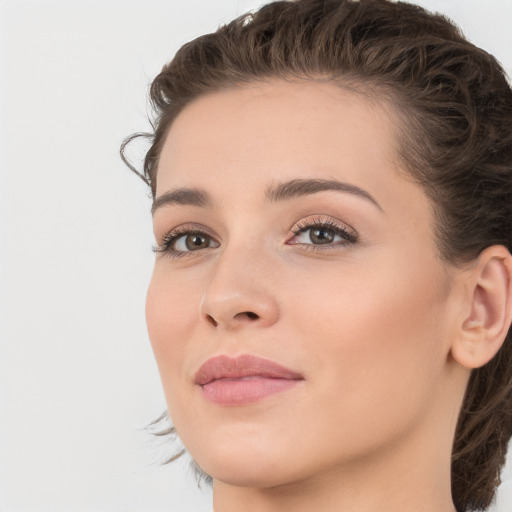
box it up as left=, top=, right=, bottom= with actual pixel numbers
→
left=146, top=80, right=505, bottom=512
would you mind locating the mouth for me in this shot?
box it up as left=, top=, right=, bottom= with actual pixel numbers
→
left=194, top=354, right=304, bottom=406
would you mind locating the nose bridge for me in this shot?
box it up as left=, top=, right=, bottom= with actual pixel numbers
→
left=200, top=239, right=279, bottom=329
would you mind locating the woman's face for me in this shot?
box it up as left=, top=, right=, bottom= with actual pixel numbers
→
left=147, top=80, right=464, bottom=487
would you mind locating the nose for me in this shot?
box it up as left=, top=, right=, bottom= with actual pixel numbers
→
left=200, top=247, right=280, bottom=330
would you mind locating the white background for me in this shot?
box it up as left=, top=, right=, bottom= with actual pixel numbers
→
left=0, top=1, right=511, bottom=511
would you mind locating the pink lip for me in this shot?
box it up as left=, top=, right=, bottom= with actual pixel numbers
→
left=195, top=354, right=304, bottom=406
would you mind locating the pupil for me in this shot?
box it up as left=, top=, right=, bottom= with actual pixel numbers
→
left=186, top=234, right=209, bottom=250
left=310, top=228, right=334, bottom=244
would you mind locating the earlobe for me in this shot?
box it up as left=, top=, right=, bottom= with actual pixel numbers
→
left=451, top=246, right=512, bottom=370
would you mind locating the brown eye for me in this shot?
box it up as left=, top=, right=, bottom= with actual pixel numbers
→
left=184, top=233, right=211, bottom=250
left=154, top=229, right=219, bottom=258
left=289, top=220, right=358, bottom=248
left=309, top=227, right=335, bottom=244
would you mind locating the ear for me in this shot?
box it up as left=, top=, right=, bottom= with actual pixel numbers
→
left=451, top=246, right=512, bottom=370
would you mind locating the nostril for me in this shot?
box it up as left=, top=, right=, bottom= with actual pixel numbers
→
left=206, top=314, right=218, bottom=327
left=243, top=311, right=259, bottom=320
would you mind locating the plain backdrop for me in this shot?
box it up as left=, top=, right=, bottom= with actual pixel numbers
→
left=0, top=1, right=511, bottom=511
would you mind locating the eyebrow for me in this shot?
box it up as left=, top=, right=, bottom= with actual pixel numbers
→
left=265, top=178, right=383, bottom=211
left=152, top=178, right=383, bottom=215
left=151, top=187, right=212, bottom=215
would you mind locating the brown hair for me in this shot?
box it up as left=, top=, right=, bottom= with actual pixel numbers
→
left=122, top=1, right=512, bottom=510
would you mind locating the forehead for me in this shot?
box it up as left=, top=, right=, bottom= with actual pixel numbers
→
left=157, top=80, right=402, bottom=189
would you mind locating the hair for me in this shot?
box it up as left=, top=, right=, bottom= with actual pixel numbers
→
left=121, top=1, right=512, bottom=510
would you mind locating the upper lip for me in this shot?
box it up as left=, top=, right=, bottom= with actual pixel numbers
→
left=194, top=354, right=304, bottom=385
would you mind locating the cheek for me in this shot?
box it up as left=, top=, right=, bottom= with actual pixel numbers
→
left=145, top=267, right=200, bottom=387
left=289, top=254, right=450, bottom=437
left=292, top=253, right=447, bottom=348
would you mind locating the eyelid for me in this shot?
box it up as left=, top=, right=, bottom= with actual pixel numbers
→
left=158, top=222, right=215, bottom=242
left=290, top=215, right=357, bottom=237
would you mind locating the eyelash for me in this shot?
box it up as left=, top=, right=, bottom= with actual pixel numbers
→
left=153, top=217, right=358, bottom=259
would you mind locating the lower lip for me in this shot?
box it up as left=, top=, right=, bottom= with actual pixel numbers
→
left=201, top=377, right=300, bottom=406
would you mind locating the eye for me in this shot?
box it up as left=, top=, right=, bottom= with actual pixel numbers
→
left=174, top=232, right=215, bottom=252
left=153, top=226, right=219, bottom=258
left=295, top=226, right=342, bottom=245
left=288, top=217, right=358, bottom=248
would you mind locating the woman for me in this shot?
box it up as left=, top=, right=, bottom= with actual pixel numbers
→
left=122, top=0, right=512, bottom=511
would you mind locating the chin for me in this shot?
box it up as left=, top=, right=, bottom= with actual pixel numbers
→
left=204, top=461, right=301, bottom=489
left=188, top=438, right=308, bottom=489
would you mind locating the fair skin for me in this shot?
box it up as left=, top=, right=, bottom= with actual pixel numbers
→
left=146, top=80, right=512, bottom=512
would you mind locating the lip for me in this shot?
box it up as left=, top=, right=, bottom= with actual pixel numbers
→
left=195, top=354, right=304, bottom=406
